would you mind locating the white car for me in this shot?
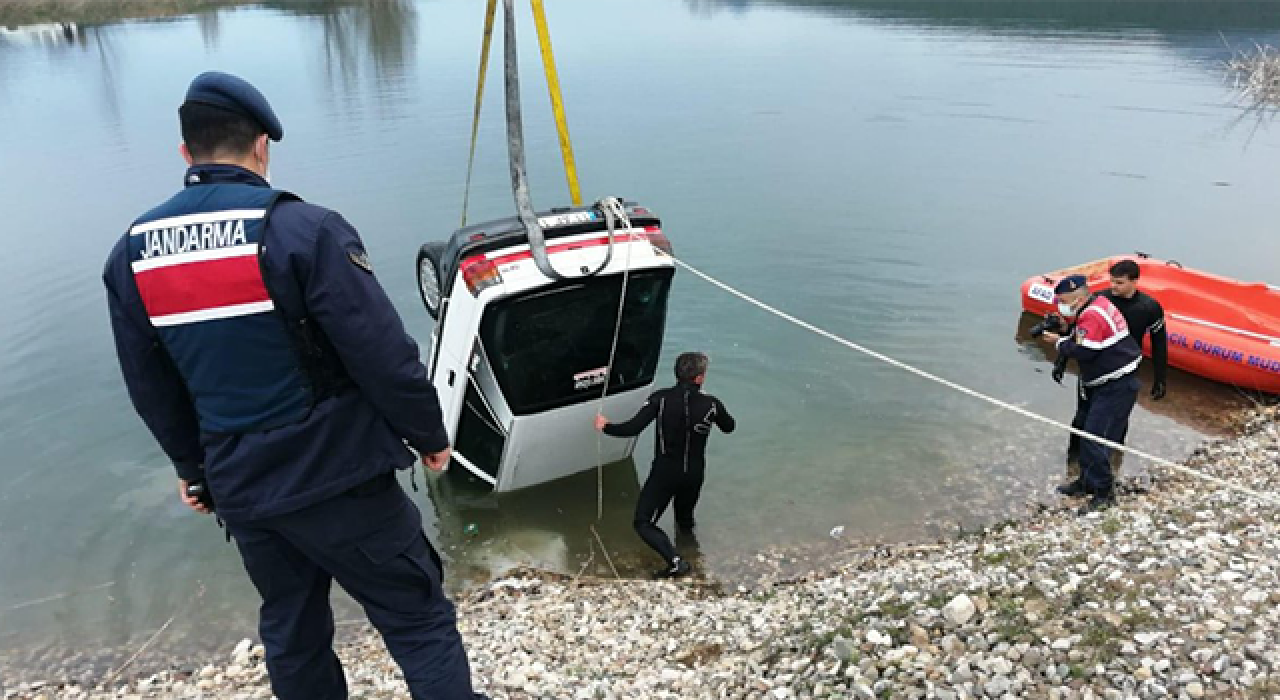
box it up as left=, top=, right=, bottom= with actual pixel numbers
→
left=416, top=201, right=675, bottom=492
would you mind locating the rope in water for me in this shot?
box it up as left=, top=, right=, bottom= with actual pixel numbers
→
left=668, top=256, right=1280, bottom=508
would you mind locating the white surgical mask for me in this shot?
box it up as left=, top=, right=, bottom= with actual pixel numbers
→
left=1057, top=301, right=1077, bottom=318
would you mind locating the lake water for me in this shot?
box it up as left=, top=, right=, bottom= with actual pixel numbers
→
left=1, top=0, right=1277, bottom=679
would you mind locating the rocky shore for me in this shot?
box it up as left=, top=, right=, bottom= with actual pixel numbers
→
left=5, top=408, right=1278, bottom=700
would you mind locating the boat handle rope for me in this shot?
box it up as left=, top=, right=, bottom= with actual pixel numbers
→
left=665, top=254, right=1280, bottom=509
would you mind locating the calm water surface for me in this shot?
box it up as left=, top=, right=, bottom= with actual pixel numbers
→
left=1, top=0, right=1277, bottom=675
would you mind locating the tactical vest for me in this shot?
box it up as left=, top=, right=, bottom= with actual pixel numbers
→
left=1073, top=295, right=1142, bottom=387
left=128, top=183, right=347, bottom=434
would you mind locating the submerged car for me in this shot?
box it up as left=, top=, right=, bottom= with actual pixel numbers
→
left=416, top=201, right=675, bottom=491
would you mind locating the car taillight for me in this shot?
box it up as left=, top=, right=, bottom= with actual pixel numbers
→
left=641, top=226, right=673, bottom=256
left=460, top=255, right=502, bottom=296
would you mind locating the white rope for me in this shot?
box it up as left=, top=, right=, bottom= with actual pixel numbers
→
left=596, top=197, right=635, bottom=520
left=670, top=257, right=1280, bottom=508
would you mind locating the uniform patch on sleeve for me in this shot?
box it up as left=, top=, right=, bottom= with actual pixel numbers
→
left=348, top=249, right=373, bottom=274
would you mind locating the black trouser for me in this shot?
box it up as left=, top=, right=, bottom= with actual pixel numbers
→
left=633, top=462, right=704, bottom=566
left=1068, top=375, right=1140, bottom=496
left=1067, top=382, right=1131, bottom=465
left=226, top=473, right=484, bottom=700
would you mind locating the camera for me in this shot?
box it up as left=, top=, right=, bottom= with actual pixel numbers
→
left=1029, top=312, right=1065, bottom=338
left=186, top=480, right=216, bottom=512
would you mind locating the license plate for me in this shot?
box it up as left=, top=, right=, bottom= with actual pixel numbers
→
left=538, top=211, right=597, bottom=229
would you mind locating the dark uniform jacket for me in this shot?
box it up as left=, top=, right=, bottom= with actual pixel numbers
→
left=1054, top=294, right=1143, bottom=387
left=104, top=165, right=448, bottom=522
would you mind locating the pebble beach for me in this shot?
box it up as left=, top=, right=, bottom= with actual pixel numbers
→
left=4, top=407, right=1278, bottom=700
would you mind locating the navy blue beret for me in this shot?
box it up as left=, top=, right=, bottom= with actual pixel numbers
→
left=1054, top=274, right=1089, bottom=295
left=182, top=71, right=283, bottom=142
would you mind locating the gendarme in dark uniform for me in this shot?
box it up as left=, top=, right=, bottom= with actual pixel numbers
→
left=1043, top=275, right=1142, bottom=513
left=1060, top=260, right=1169, bottom=472
left=103, top=72, right=484, bottom=700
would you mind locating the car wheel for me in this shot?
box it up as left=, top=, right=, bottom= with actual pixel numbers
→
left=416, top=242, right=447, bottom=318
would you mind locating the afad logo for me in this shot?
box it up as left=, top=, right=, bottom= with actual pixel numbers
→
left=1028, top=283, right=1055, bottom=304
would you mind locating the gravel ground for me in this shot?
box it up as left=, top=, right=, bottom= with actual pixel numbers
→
left=4, top=408, right=1278, bottom=700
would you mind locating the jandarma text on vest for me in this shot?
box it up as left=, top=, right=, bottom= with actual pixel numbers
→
left=133, top=210, right=263, bottom=260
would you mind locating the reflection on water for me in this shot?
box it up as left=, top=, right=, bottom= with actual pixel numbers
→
left=264, top=1, right=419, bottom=91
left=691, top=0, right=1280, bottom=32
left=196, top=10, right=222, bottom=49
left=687, top=0, right=1280, bottom=85
left=0, top=1, right=418, bottom=96
left=427, top=460, right=653, bottom=585
left=0, top=23, right=79, bottom=45
left=681, top=0, right=1280, bottom=143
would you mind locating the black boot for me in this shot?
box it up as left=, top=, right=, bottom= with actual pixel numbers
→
left=1056, top=479, right=1087, bottom=497
left=1078, top=491, right=1116, bottom=515
left=654, top=556, right=692, bottom=579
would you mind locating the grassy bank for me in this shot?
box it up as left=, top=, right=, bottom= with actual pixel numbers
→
left=1227, top=44, right=1280, bottom=111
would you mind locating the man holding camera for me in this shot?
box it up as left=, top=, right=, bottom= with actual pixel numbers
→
left=1061, top=260, right=1168, bottom=477
left=1038, top=275, right=1142, bottom=513
left=103, top=72, right=484, bottom=699
left=1049, top=259, right=1172, bottom=483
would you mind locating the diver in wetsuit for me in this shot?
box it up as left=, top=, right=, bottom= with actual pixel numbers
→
left=594, top=352, right=735, bottom=578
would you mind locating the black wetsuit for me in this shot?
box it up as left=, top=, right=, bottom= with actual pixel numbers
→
left=604, top=381, right=735, bottom=565
left=1104, top=290, right=1168, bottom=385
left=1064, top=289, right=1168, bottom=463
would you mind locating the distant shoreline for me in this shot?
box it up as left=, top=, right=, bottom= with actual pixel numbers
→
left=0, top=0, right=251, bottom=27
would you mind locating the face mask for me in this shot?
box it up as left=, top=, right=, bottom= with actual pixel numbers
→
left=1057, top=301, right=1077, bottom=318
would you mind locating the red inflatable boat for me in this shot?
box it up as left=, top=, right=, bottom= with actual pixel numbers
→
left=1020, top=256, right=1280, bottom=395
